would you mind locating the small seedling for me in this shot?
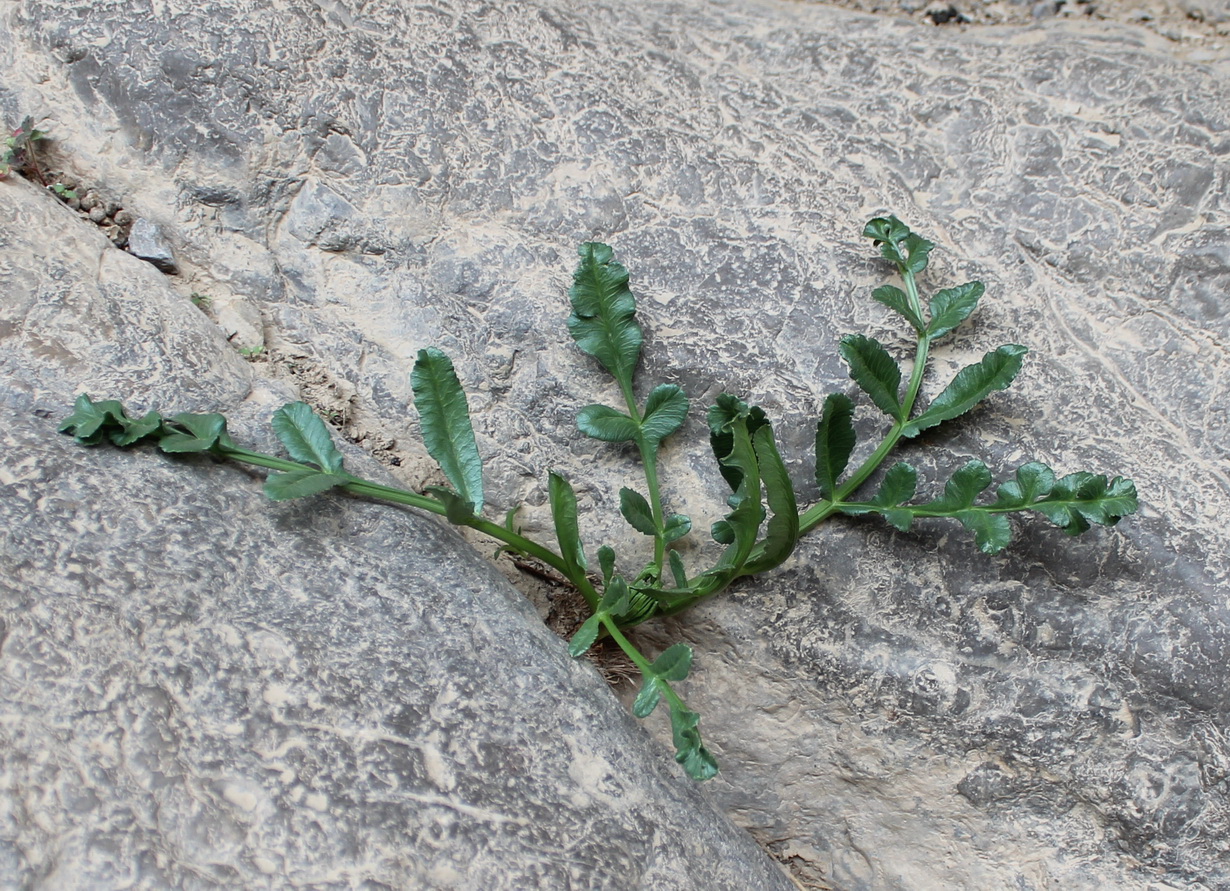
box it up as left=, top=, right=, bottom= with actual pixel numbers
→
left=61, top=217, right=1137, bottom=780
left=190, top=293, right=213, bottom=310
left=1, top=117, right=76, bottom=199
left=238, top=345, right=265, bottom=359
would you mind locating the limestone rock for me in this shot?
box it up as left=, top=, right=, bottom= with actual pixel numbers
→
left=2, top=0, right=1229, bottom=888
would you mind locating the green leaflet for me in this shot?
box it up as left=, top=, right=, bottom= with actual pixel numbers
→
left=708, top=395, right=769, bottom=492
left=924, top=459, right=993, bottom=511
left=158, top=412, right=235, bottom=453
left=271, top=402, right=344, bottom=473
left=872, top=285, right=925, bottom=334
left=577, top=405, right=639, bottom=443
left=663, top=514, right=692, bottom=543
left=567, top=242, right=643, bottom=390
left=838, top=462, right=917, bottom=531
left=548, top=471, right=587, bottom=576
left=111, top=411, right=164, bottom=447
left=598, top=545, right=617, bottom=584
left=904, top=345, right=1027, bottom=437
left=669, top=550, right=688, bottom=588
left=745, top=423, right=799, bottom=573
left=814, top=393, right=856, bottom=500
left=569, top=615, right=602, bottom=657
left=619, top=487, right=657, bottom=535
left=899, top=233, right=935, bottom=275
left=927, top=281, right=984, bottom=339
left=641, top=384, right=688, bottom=446
left=839, top=334, right=902, bottom=420
left=993, top=462, right=1055, bottom=508
left=412, top=348, right=485, bottom=513
left=265, top=468, right=346, bottom=501
left=568, top=577, right=631, bottom=657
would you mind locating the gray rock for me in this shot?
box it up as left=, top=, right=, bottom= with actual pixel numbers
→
left=0, top=182, right=793, bottom=888
left=2, top=0, right=1230, bottom=888
left=127, top=217, right=178, bottom=273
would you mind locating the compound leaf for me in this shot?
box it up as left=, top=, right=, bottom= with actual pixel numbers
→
left=905, top=344, right=1027, bottom=437
left=927, top=281, right=984, bottom=339
left=839, top=334, right=902, bottom=420
left=814, top=392, right=856, bottom=500
left=272, top=401, right=344, bottom=473
left=568, top=242, right=642, bottom=389
left=412, top=348, right=484, bottom=514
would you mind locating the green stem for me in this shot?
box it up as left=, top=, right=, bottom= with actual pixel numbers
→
left=618, top=378, right=668, bottom=579
left=797, top=262, right=932, bottom=535
left=218, top=443, right=599, bottom=608
left=602, top=617, right=690, bottom=712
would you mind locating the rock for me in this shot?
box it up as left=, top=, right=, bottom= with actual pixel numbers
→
left=211, top=293, right=266, bottom=352
left=2, top=0, right=1229, bottom=888
left=127, top=217, right=178, bottom=273
left=0, top=180, right=793, bottom=888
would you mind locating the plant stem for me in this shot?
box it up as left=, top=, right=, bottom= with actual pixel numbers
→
left=618, top=378, right=668, bottom=579
left=219, top=442, right=599, bottom=607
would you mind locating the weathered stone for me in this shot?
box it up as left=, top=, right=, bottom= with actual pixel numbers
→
left=127, top=217, right=178, bottom=273
left=2, top=0, right=1229, bottom=888
left=0, top=182, right=793, bottom=888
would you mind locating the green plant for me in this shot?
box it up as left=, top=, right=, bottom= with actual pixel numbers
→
left=190, top=292, right=213, bottom=310
left=1, top=117, right=77, bottom=199
left=238, top=344, right=265, bottom=359
left=59, top=217, right=1137, bottom=780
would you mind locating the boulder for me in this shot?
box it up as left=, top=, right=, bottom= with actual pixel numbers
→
left=2, top=0, right=1229, bottom=888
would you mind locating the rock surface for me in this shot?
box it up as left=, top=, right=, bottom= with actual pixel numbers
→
left=0, top=182, right=794, bottom=888
left=2, top=0, right=1229, bottom=888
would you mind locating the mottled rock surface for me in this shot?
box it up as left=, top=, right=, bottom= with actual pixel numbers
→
left=2, top=0, right=1229, bottom=888
left=0, top=183, right=793, bottom=888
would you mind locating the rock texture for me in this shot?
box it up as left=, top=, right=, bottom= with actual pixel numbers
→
left=0, top=183, right=794, bottom=888
left=2, top=0, right=1229, bottom=888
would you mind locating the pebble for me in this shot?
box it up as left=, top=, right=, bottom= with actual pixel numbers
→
left=88, top=206, right=107, bottom=224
